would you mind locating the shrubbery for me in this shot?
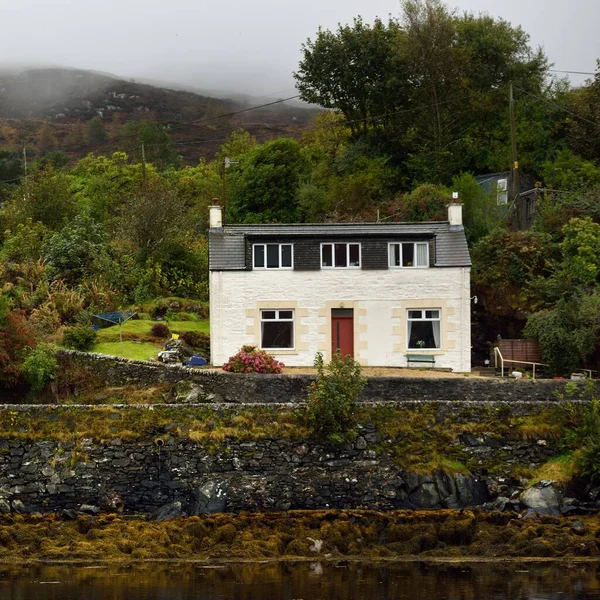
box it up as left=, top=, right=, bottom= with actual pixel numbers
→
left=179, top=331, right=210, bottom=359
left=150, top=322, right=170, bottom=338
left=222, top=345, right=284, bottom=374
left=62, top=325, right=97, bottom=351
left=305, top=351, right=366, bottom=444
left=22, top=343, right=58, bottom=392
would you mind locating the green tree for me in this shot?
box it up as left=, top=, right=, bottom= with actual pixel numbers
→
left=87, top=117, right=107, bottom=144
left=227, top=138, right=308, bottom=223
left=43, top=215, right=108, bottom=285
left=295, top=17, right=408, bottom=136
left=7, top=166, right=76, bottom=230
left=524, top=294, right=600, bottom=375
left=124, top=121, right=180, bottom=169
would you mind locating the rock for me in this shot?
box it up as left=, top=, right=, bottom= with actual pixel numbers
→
left=0, top=498, right=10, bottom=514
left=410, top=482, right=441, bottom=509
left=484, top=496, right=510, bottom=512
left=79, top=504, right=101, bottom=515
left=11, top=499, right=26, bottom=514
left=192, top=480, right=228, bottom=515
left=459, top=433, right=482, bottom=447
left=151, top=501, right=185, bottom=521
left=355, top=437, right=367, bottom=450
left=521, top=484, right=562, bottom=516
left=571, top=520, right=586, bottom=535
left=62, top=508, right=79, bottom=520
left=434, top=470, right=459, bottom=508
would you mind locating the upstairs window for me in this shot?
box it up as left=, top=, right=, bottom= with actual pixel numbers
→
left=321, top=243, right=361, bottom=268
left=253, top=244, right=293, bottom=269
left=407, top=309, right=441, bottom=349
left=389, top=242, right=429, bottom=268
left=260, top=309, right=294, bottom=349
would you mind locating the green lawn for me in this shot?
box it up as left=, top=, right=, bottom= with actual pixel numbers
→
left=93, top=341, right=163, bottom=361
left=91, top=315, right=209, bottom=360
left=95, top=317, right=209, bottom=343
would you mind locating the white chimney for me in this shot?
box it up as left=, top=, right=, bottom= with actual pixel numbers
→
left=209, top=200, right=223, bottom=229
left=448, top=192, right=463, bottom=230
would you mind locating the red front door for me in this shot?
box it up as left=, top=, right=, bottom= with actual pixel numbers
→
left=331, top=309, right=354, bottom=358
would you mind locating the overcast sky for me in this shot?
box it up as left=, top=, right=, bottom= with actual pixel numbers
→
left=1, top=0, right=598, bottom=98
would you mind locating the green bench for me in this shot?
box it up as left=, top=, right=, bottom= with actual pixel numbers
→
left=406, top=354, right=436, bottom=367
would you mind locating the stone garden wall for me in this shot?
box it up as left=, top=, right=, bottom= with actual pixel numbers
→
left=57, top=350, right=599, bottom=404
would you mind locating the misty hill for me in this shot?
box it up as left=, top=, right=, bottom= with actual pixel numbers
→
left=0, top=67, right=318, bottom=162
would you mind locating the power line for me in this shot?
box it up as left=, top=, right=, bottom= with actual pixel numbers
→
left=514, top=85, right=600, bottom=130
left=549, top=69, right=596, bottom=76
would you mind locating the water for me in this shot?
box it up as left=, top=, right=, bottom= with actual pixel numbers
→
left=0, top=561, right=599, bottom=599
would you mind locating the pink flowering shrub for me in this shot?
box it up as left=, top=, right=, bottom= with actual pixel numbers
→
left=222, top=345, right=284, bottom=374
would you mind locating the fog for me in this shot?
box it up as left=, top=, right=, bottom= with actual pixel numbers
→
left=1, top=0, right=599, bottom=99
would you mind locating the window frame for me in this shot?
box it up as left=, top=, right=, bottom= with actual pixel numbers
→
left=388, top=242, right=430, bottom=268
left=259, top=309, right=295, bottom=350
left=320, top=242, right=362, bottom=269
left=252, top=243, right=294, bottom=270
left=406, top=308, right=441, bottom=350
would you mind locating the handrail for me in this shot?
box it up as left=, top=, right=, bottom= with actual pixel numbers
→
left=493, top=347, right=548, bottom=379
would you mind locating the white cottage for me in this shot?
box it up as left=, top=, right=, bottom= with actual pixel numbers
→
left=209, top=202, right=472, bottom=372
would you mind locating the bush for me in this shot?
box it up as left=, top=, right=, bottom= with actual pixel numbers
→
left=22, top=343, right=58, bottom=392
left=179, top=331, right=210, bottom=358
left=222, top=345, right=284, bottom=374
left=62, top=325, right=97, bottom=351
left=305, top=351, right=366, bottom=444
left=150, top=322, right=171, bottom=338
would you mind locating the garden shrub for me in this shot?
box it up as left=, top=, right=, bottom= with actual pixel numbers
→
left=222, top=345, right=284, bottom=374
left=22, top=343, right=58, bottom=392
left=150, top=322, right=171, bottom=338
left=62, top=325, right=97, bottom=351
left=179, top=331, right=210, bottom=358
left=305, top=351, right=366, bottom=444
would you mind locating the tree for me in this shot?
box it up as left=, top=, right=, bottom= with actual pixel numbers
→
left=8, top=166, right=76, bottom=231
left=87, top=117, right=107, bottom=144
left=227, top=138, right=308, bottom=223
left=63, top=120, right=86, bottom=149
left=121, top=177, right=187, bottom=256
left=36, top=123, right=55, bottom=155
left=124, top=121, right=180, bottom=169
left=295, top=17, right=408, bottom=136
left=43, top=216, right=108, bottom=285
left=524, top=294, right=600, bottom=375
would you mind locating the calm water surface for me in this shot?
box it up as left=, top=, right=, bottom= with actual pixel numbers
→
left=0, top=561, right=599, bottom=600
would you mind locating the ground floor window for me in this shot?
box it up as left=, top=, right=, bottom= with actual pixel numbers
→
left=407, top=309, right=441, bottom=349
left=260, top=309, right=294, bottom=349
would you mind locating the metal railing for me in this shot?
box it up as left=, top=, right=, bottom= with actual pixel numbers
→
left=493, top=347, right=549, bottom=380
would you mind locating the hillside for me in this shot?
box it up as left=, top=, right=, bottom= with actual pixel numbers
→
left=0, top=67, right=318, bottom=163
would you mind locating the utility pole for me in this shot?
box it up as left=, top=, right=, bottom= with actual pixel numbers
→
left=509, top=83, right=523, bottom=229
left=141, top=142, right=146, bottom=182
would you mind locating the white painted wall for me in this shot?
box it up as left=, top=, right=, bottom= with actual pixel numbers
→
left=210, top=267, right=471, bottom=372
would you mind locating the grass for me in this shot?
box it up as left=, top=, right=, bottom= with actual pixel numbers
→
left=95, top=317, right=209, bottom=343
left=93, top=341, right=162, bottom=361
left=91, top=315, right=209, bottom=361
left=531, top=454, right=577, bottom=486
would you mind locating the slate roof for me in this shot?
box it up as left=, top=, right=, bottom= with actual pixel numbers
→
left=209, top=222, right=471, bottom=270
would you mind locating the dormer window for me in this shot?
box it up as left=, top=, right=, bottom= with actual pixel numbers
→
left=321, top=243, right=361, bottom=268
left=253, top=244, right=293, bottom=269
left=389, top=242, right=429, bottom=268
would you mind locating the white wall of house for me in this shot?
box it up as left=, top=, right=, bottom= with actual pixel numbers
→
left=210, top=267, right=471, bottom=372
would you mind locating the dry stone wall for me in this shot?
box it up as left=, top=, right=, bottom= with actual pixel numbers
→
left=57, top=350, right=599, bottom=404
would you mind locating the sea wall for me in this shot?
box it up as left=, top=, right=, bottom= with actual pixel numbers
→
left=0, top=402, right=563, bottom=517
left=57, top=350, right=599, bottom=404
